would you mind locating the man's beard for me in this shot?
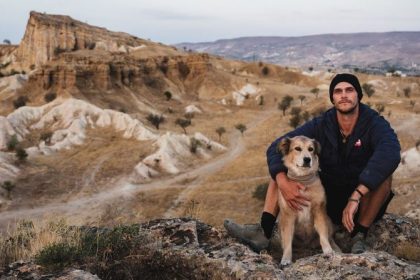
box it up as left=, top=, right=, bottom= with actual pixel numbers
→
left=336, top=102, right=358, bottom=115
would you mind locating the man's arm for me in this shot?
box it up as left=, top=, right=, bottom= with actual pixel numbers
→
left=358, top=116, right=401, bottom=191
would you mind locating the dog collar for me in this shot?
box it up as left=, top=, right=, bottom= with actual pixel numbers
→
left=287, top=171, right=318, bottom=185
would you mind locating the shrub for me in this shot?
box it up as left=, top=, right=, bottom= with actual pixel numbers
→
left=278, top=95, right=294, bottom=116
left=35, top=243, right=81, bottom=270
left=362, top=83, right=375, bottom=98
left=175, top=118, right=191, bottom=134
left=164, top=91, right=172, bottom=101
left=298, top=95, right=306, bottom=105
left=7, top=135, right=18, bottom=151
left=13, top=96, right=28, bottom=109
left=190, top=137, right=202, bottom=154
left=15, top=147, right=28, bottom=161
left=403, top=87, right=411, bottom=98
left=40, top=132, right=53, bottom=144
left=146, top=114, right=165, bottom=130
left=375, top=103, right=385, bottom=115
left=289, top=113, right=302, bottom=128
left=44, top=92, right=57, bottom=103
left=1, top=181, right=15, bottom=199
left=177, top=61, right=190, bottom=79
left=262, top=66, right=269, bottom=76
left=216, top=127, right=226, bottom=141
left=234, top=123, right=247, bottom=136
left=310, top=88, right=320, bottom=98
left=253, top=183, right=269, bottom=201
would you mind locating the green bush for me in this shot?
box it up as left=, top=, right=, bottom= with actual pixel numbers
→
left=35, top=243, right=81, bottom=270
left=7, top=135, right=18, bottom=151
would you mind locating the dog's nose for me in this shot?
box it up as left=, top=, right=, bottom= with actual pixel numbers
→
left=303, top=157, right=311, bottom=165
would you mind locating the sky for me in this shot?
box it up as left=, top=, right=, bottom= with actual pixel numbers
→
left=0, top=0, right=419, bottom=45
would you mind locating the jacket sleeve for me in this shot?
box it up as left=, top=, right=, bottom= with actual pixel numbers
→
left=358, top=116, right=401, bottom=191
left=266, top=118, right=319, bottom=180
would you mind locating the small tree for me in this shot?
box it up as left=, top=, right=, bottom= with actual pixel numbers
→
left=310, top=88, right=320, bottom=98
left=146, top=114, right=165, bottom=130
left=184, top=112, right=195, bottom=120
left=3, top=39, right=11, bottom=45
left=289, top=113, right=302, bottom=129
left=175, top=118, right=191, bottom=134
left=13, top=96, right=28, bottom=109
left=164, top=91, right=172, bottom=101
left=308, top=66, right=314, bottom=72
left=7, top=135, right=19, bottom=151
left=262, top=66, right=269, bottom=76
left=216, top=127, right=226, bottom=142
left=302, top=110, right=310, bottom=121
left=1, top=181, right=15, bottom=199
left=298, top=95, right=306, bottom=105
left=403, top=87, right=411, bottom=98
left=410, top=100, right=416, bottom=110
left=362, top=83, right=375, bottom=98
left=259, top=95, right=264, bottom=106
left=278, top=95, right=294, bottom=116
left=15, top=147, right=28, bottom=162
left=375, top=103, right=385, bottom=115
left=190, top=137, right=202, bottom=154
left=235, top=124, right=247, bottom=136
left=177, top=61, right=190, bottom=79
left=44, top=92, right=57, bottom=103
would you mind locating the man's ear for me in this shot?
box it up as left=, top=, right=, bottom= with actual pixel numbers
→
left=313, top=139, right=321, bottom=155
left=278, top=137, right=291, bottom=155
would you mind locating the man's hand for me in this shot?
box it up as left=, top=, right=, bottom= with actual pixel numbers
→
left=342, top=199, right=359, bottom=232
left=276, top=173, right=310, bottom=211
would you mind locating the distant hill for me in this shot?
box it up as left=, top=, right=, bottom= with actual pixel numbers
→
left=176, top=32, right=420, bottom=75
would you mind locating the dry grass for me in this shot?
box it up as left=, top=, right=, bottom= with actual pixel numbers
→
left=394, top=241, right=420, bottom=262
left=0, top=218, right=79, bottom=267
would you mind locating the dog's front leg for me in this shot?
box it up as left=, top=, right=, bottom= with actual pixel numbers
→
left=313, top=210, right=333, bottom=255
left=279, top=213, right=295, bottom=266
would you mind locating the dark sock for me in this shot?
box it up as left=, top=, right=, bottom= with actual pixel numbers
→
left=261, top=212, right=276, bottom=239
left=351, top=222, right=369, bottom=238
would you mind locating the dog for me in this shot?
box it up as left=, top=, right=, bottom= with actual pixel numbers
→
left=277, top=135, right=340, bottom=265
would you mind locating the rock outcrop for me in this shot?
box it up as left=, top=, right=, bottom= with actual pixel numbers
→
left=1, top=214, right=419, bottom=279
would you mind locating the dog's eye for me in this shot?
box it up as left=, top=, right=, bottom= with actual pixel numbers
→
left=308, top=147, right=314, bottom=152
left=294, top=147, right=302, bottom=151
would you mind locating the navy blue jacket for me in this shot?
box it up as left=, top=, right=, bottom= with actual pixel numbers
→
left=267, top=104, right=401, bottom=222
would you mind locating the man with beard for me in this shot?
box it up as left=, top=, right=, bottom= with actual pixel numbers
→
left=224, top=73, right=401, bottom=254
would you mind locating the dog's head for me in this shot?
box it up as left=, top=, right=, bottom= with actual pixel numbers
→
left=278, top=136, right=321, bottom=176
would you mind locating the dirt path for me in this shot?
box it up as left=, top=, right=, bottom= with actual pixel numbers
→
left=0, top=108, right=276, bottom=229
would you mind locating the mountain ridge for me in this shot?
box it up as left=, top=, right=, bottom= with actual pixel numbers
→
left=176, top=31, right=420, bottom=75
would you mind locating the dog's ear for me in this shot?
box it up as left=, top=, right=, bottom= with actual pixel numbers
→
left=313, top=139, right=321, bottom=155
left=278, top=137, right=291, bottom=155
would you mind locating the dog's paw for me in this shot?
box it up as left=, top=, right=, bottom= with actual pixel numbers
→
left=280, top=259, right=292, bottom=266
left=322, top=247, right=334, bottom=255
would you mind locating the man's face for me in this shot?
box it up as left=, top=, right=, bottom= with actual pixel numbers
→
left=332, top=82, right=359, bottom=114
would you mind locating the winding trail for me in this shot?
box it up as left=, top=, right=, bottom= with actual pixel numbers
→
left=0, top=108, right=276, bottom=228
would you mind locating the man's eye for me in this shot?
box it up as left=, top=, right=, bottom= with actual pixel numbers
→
left=294, top=147, right=302, bottom=151
left=308, top=147, right=314, bottom=152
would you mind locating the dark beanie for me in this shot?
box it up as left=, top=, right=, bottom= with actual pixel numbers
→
left=329, top=73, right=363, bottom=103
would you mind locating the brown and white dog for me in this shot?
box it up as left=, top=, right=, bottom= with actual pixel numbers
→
left=277, top=136, right=340, bottom=265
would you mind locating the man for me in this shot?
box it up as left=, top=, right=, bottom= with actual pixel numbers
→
left=224, top=73, right=401, bottom=254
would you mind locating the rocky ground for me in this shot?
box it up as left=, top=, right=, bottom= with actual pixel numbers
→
left=1, top=214, right=419, bottom=280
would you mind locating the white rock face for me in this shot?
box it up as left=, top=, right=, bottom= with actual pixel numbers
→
left=0, top=152, right=19, bottom=182
left=6, top=98, right=157, bottom=154
left=1, top=98, right=226, bottom=181
left=0, top=116, right=17, bottom=150
left=143, top=132, right=226, bottom=174
left=232, top=84, right=260, bottom=106
left=0, top=74, right=28, bottom=95
left=395, top=147, right=420, bottom=178
left=185, top=105, right=202, bottom=114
